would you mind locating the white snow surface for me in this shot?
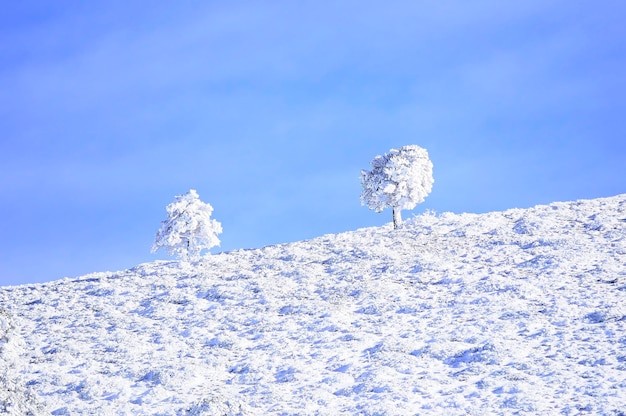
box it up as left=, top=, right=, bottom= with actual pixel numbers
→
left=2, top=194, right=626, bottom=415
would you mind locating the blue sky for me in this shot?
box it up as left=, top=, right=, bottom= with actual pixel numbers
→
left=2, top=1, right=625, bottom=286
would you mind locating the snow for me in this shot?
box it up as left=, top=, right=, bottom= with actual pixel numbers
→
left=1, top=194, right=626, bottom=415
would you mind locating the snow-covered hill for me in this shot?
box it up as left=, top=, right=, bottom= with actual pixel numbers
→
left=1, top=195, right=626, bottom=415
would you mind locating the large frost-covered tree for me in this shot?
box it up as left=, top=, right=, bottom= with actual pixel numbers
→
left=151, top=189, right=222, bottom=261
left=361, top=145, right=434, bottom=229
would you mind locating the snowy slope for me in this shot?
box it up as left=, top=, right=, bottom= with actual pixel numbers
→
left=1, top=194, right=626, bottom=415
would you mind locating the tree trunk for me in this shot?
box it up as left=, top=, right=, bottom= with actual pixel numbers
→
left=392, top=207, right=402, bottom=229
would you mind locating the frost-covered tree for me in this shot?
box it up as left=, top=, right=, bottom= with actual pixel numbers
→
left=361, top=144, right=434, bottom=229
left=151, top=189, right=222, bottom=261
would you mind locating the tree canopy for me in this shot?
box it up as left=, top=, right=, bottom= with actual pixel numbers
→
left=151, top=189, right=222, bottom=261
left=361, top=145, right=434, bottom=228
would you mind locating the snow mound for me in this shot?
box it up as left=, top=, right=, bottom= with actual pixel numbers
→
left=0, top=309, right=45, bottom=414
left=1, top=194, right=626, bottom=415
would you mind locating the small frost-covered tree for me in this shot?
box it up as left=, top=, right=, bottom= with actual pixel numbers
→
left=151, top=189, right=222, bottom=261
left=361, top=144, right=434, bottom=229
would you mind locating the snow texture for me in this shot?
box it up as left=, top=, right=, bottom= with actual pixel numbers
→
left=0, top=309, right=44, bottom=414
left=361, top=145, right=434, bottom=227
left=2, top=194, right=626, bottom=415
left=152, top=189, right=222, bottom=261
